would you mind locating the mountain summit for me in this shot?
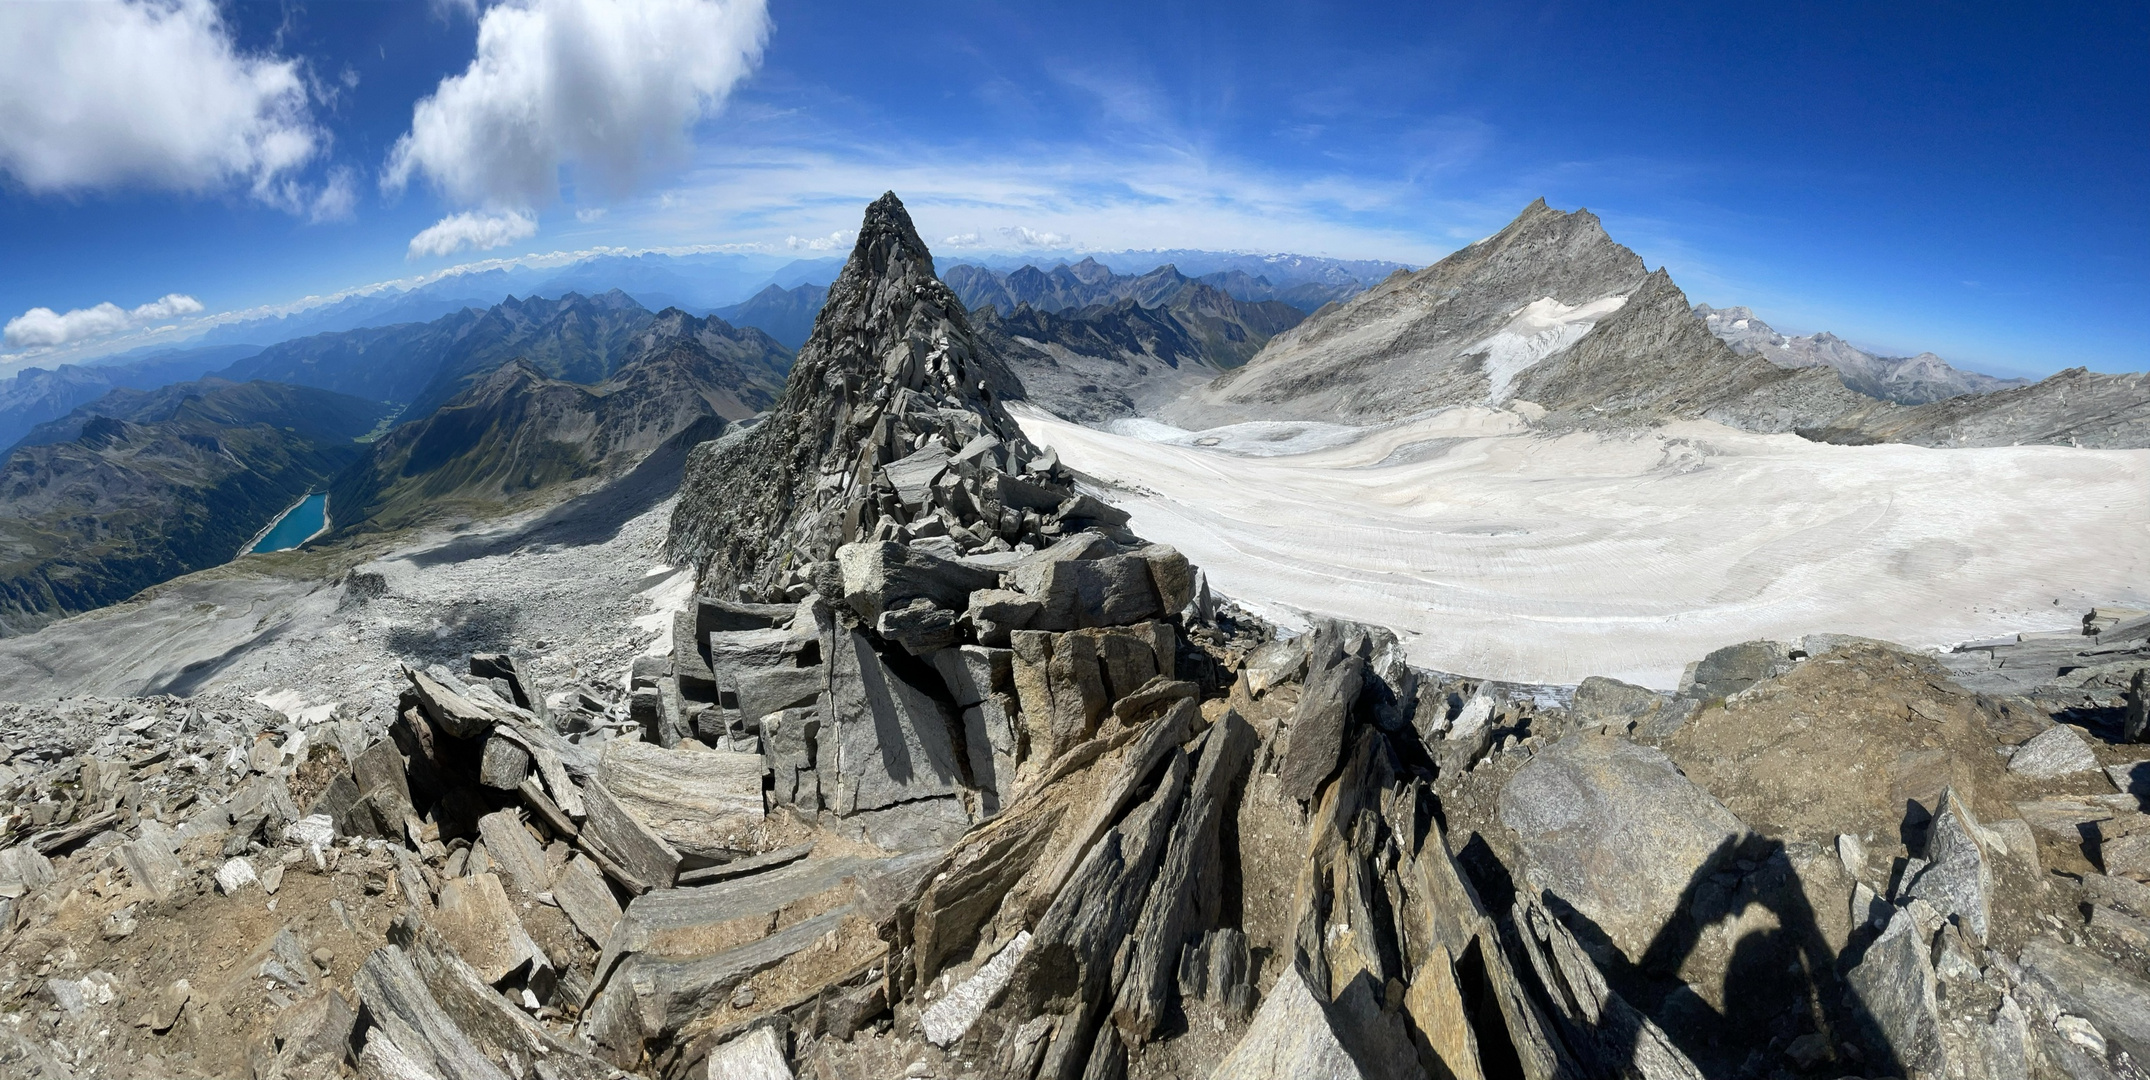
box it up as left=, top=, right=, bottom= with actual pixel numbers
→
left=1170, top=199, right=1869, bottom=430
left=666, top=192, right=1043, bottom=596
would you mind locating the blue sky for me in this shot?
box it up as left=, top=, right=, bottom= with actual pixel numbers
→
left=1, top=0, right=2144, bottom=378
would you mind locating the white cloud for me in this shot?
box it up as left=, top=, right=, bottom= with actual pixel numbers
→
left=0, top=0, right=330, bottom=209
left=4, top=294, right=204, bottom=349
left=942, top=233, right=981, bottom=248
left=575, top=207, right=608, bottom=222
left=408, top=209, right=540, bottom=259
left=383, top=0, right=770, bottom=208
left=785, top=230, right=854, bottom=252
left=1002, top=225, right=1073, bottom=249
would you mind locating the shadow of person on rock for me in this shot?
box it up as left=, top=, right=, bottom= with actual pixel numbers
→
left=1493, top=831, right=1910, bottom=1080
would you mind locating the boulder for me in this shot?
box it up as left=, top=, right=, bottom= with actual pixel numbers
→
left=433, top=874, right=547, bottom=985
left=1208, top=964, right=1412, bottom=1080
left=923, top=931, right=1031, bottom=1047
left=826, top=629, right=964, bottom=815
left=477, top=735, right=532, bottom=791
left=2018, top=936, right=2150, bottom=1061
left=351, top=740, right=417, bottom=838
left=550, top=854, right=624, bottom=947
left=708, top=627, right=823, bottom=720
left=1845, top=908, right=1946, bottom=1080
left=2007, top=725, right=2100, bottom=779
left=1278, top=624, right=1368, bottom=802
left=966, top=589, right=1042, bottom=647
left=1904, top=788, right=1993, bottom=942
left=703, top=1025, right=794, bottom=1080
left=1570, top=676, right=1665, bottom=728
left=1679, top=639, right=1798, bottom=702
left=596, top=740, right=765, bottom=857
left=474, top=810, right=551, bottom=896
left=877, top=599, right=961, bottom=655
left=1241, top=639, right=1306, bottom=696
left=1497, top=734, right=1747, bottom=966
left=837, top=541, right=998, bottom=622
left=354, top=946, right=514, bottom=1080
left=578, top=779, right=681, bottom=893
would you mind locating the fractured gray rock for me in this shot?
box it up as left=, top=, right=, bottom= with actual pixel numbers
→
left=2008, top=725, right=2100, bottom=780
left=578, top=778, right=681, bottom=893
left=584, top=908, right=852, bottom=1066
left=1115, top=711, right=1257, bottom=1044
left=1277, top=623, right=1367, bottom=802
left=826, top=629, right=963, bottom=815
left=1846, top=907, right=1946, bottom=1080
left=551, top=854, right=624, bottom=947
left=432, top=874, right=546, bottom=985
left=838, top=541, right=998, bottom=623
left=2018, top=936, right=2150, bottom=1060
left=1498, top=733, right=1746, bottom=965
left=596, top=739, right=764, bottom=856
left=1905, top=787, right=1993, bottom=942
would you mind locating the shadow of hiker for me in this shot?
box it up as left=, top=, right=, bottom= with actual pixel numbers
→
left=1477, top=831, right=1910, bottom=1080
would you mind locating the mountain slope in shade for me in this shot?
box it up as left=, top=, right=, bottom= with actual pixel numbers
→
left=0, top=379, right=390, bottom=635
left=1695, top=304, right=2030, bottom=405
left=713, top=282, right=830, bottom=348
left=973, top=281, right=1307, bottom=420
left=327, top=318, right=787, bottom=534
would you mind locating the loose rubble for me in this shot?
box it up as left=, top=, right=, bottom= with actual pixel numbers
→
left=0, top=193, right=2141, bottom=1080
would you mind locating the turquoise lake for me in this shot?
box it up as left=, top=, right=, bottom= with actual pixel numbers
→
left=251, top=492, right=327, bottom=553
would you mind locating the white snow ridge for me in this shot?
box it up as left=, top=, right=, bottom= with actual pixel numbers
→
left=1469, top=294, right=1628, bottom=403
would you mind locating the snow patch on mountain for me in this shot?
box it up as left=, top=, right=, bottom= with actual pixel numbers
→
left=1470, top=294, right=1629, bottom=403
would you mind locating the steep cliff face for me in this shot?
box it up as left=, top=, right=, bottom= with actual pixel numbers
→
left=665, top=192, right=1042, bottom=598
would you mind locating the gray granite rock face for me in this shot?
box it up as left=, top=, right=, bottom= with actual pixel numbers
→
left=1846, top=907, right=1946, bottom=1080
left=826, top=629, right=962, bottom=815
left=2019, top=936, right=2150, bottom=1061
left=1498, top=733, right=1747, bottom=965
left=1276, top=623, right=1367, bottom=802
left=2006, top=724, right=2100, bottom=779
left=1904, top=788, right=1993, bottom=943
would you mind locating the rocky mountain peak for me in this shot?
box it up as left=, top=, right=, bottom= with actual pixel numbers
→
left=667, top=192, right=1043, bottom=596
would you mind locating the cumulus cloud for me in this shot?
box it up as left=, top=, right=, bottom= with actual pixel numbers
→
left=408, top=209, right=540, bottom=259
left=785, top=230, right=854, bottom=252
left=942, top=233, right=981, bottom=248
left=383, top=0, right=770, bottom=208
left=0, top=0, right=329, bottom=208
left=1002, top=226, right=1073, bottom=249
left=4, top=294, right=204, bottom=349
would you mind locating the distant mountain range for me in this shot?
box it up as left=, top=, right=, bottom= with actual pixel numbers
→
left=0, top=343, right=263, bottom=450
left=944, top=256, right=1368, bottom=315
left=1694, top=304, right=2029, bottom=405
left=713, top=283, right=829, bottom=349
left=1176, top=199, right=2150, bottom=448
left=975, top=280, right=1309, bottom=420
left=0, top=379, right=390, bottom=635
left=217, top=289, right=793, bottom=418
left=329, top=313, right=786, bottom=534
